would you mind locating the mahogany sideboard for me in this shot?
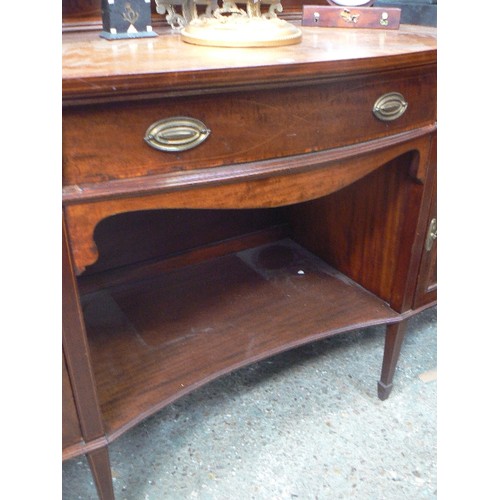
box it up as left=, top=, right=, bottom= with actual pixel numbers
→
left=62, top=18, right=437, bottom=499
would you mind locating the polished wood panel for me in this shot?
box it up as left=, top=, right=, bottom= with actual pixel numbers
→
left=82, top=208, right=288, bottom=275
left=289, top=136, right=432, bottom=312
left=63, top=66, right=435, bottom=187
left=414, top=134, right=437, bottom=308
left=62, top=218, right=107, bottom=446
left=79, top=225, right=290, bottom=294
left=62, top=352, right=83, bottom=450
left=62, top=25, right=437, bottom=103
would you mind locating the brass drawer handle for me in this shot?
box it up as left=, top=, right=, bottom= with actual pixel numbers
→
left=373, top=92, right=408, bottom=122
left=144, top=117, right=211, bottom=152
left=425, top=218, right=437, bottom=251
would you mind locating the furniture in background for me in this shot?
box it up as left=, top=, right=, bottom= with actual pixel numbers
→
left=62, top=3, right=436, bottom=497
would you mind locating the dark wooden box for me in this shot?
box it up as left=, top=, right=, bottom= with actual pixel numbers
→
left=100, top=0, right=157, bottom=39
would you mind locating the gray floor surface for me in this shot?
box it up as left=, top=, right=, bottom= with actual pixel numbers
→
left=63, top=306, right=437, bottom=500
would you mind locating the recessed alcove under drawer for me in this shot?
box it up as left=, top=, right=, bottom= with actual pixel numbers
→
left=77, top=155, right=416, bottom=439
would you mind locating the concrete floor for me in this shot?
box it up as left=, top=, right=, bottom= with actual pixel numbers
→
left=63, top=306, right=437, bottom=500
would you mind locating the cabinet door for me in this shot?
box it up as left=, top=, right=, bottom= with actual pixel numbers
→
left=413, top=143, right=437, bottom=309
left=63, top=352, right=83, bottom=452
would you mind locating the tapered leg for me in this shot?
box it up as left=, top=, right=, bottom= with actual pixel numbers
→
left=378, top=320, right=408, bottom=400
left=87, top=447, right=115, bottom=500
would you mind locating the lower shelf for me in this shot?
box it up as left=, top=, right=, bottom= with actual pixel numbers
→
left=82, top=239, right=399, bottom=439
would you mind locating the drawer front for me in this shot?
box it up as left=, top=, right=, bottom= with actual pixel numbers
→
left=63, top=66, right=436, bottom=187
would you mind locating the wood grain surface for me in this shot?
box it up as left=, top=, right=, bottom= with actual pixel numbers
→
left=81, top=239, right=399, bottom=439
left=62, top=25, right=436, bottom=103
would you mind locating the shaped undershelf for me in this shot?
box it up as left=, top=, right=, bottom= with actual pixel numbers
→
left=81, top=239, right=399, bottom=439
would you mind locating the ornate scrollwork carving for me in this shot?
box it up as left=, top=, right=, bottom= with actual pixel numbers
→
left=156, top=0, right=284, bottom=29
left=156, top=0, right=196, bottom=28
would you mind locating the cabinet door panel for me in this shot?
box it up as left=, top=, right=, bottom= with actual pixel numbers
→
left=413, top=138, right=437, bottom=309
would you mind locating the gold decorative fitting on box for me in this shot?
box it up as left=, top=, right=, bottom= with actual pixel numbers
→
left=144, top=117, right=211, bottom=152
left=373, top=92, right=408, bottom=121
left=340, top=8, right=360, bottom=23
left=380, top=11, right=389, bottom=26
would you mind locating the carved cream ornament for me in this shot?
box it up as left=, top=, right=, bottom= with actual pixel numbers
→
left=155, top=0, right=302, bottom=46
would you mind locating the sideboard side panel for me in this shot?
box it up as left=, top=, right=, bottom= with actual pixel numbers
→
left=63, top=214, right=107, bottom=444
left=413, top=133, right=437, bottom=308
left=62, top=351, right=84, bottom=451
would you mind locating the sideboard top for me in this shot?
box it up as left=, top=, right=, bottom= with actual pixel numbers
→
left=62, top=24, right=436, bottom=103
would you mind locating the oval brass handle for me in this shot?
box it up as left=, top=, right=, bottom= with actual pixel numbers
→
left=373, top=92, right=408, bottom=122
left=144, top=117, right=211, bottom=152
